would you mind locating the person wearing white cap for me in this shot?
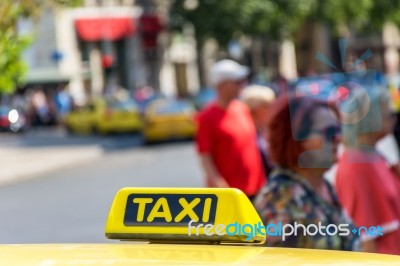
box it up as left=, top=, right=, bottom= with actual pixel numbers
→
left=241, top=85, right=276, bottom=179
left=195, top=59, right=266, bottom=200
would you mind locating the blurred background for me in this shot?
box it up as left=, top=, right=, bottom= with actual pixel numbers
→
left=1, top=0, right=400, bottom=244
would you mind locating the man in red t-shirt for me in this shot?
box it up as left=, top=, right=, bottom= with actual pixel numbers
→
left=195, top=59, right=266, bottom=199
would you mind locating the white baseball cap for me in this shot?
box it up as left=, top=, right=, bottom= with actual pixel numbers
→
left=209, top=59, right=250, bottom=86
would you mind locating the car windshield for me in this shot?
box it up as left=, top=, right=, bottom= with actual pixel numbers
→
left=154, top=101, right=194, bottom=114
left=106, top=99, right=138, bottom=110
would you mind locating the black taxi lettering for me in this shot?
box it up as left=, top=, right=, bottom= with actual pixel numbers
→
left=124, top=194, right=218, bottom=226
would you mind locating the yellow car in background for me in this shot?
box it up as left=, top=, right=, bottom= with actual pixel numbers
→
left=65, top=97, right=143, bottom=135
left=142, top=99, right=196, bottom=143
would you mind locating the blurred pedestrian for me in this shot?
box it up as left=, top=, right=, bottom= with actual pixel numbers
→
left=195, top=59, right=265, bottom=200
left=53, top=84, right=73, bottom=123
left=254, top=95, right=358, bottom=250
left=31, top=89, right=52, bottom=126
left=336, top=88, right=400, bottom=255
left=241, top=85, right=276, bottom=179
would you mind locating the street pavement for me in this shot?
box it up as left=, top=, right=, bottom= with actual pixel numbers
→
left=0, top=129, right=203, bottom=244
left=0, top=128, right=143, bottom=185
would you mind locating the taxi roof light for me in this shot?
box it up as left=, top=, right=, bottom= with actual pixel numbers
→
left=105, top=188, right=266, bottom=244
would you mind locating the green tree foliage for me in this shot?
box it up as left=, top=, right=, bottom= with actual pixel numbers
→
left=240, top=0, right=314, bottom=40
left=169, top=0, right=400, bottom=47
left=0, top=0, right=82, bottom=95
left=312, top=0, right=374, bottom=35
left=170, top=0, right=243, bottom=46
left=369, top=0, right=400, bottom=29
left=0, top=3, right=31, bottom=94
left=170, top=0, right=318, bottom=46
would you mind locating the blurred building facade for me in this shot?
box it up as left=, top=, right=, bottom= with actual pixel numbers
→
left=19, top=0, right=172, bottom=104
left=19, top=1, right=400, bottom=103
left=295, top=22, right=400, bottom=76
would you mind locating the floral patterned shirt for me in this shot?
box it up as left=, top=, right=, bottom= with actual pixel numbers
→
left=254, top=168, right=359, bottom=250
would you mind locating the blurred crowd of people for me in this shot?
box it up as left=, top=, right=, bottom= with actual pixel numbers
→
left=2, top=85, right=74, bottom=129
left=195, top=59, right=400, bottom=255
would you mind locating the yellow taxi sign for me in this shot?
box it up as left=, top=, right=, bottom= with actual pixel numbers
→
left=105, top=188, right=265, bottom=244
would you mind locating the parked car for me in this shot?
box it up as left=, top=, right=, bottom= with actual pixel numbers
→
left=64, top=97, right=143, bottom=135
left=142, top=99, right=196, bottom=143
left=0, top=105, right=29, bottom=133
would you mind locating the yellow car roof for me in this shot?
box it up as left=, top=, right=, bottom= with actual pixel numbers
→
left=1, top=243, right=400, bottom=265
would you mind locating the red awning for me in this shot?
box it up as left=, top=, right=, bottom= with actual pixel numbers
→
left=75, top=18, right=135, bottom=41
